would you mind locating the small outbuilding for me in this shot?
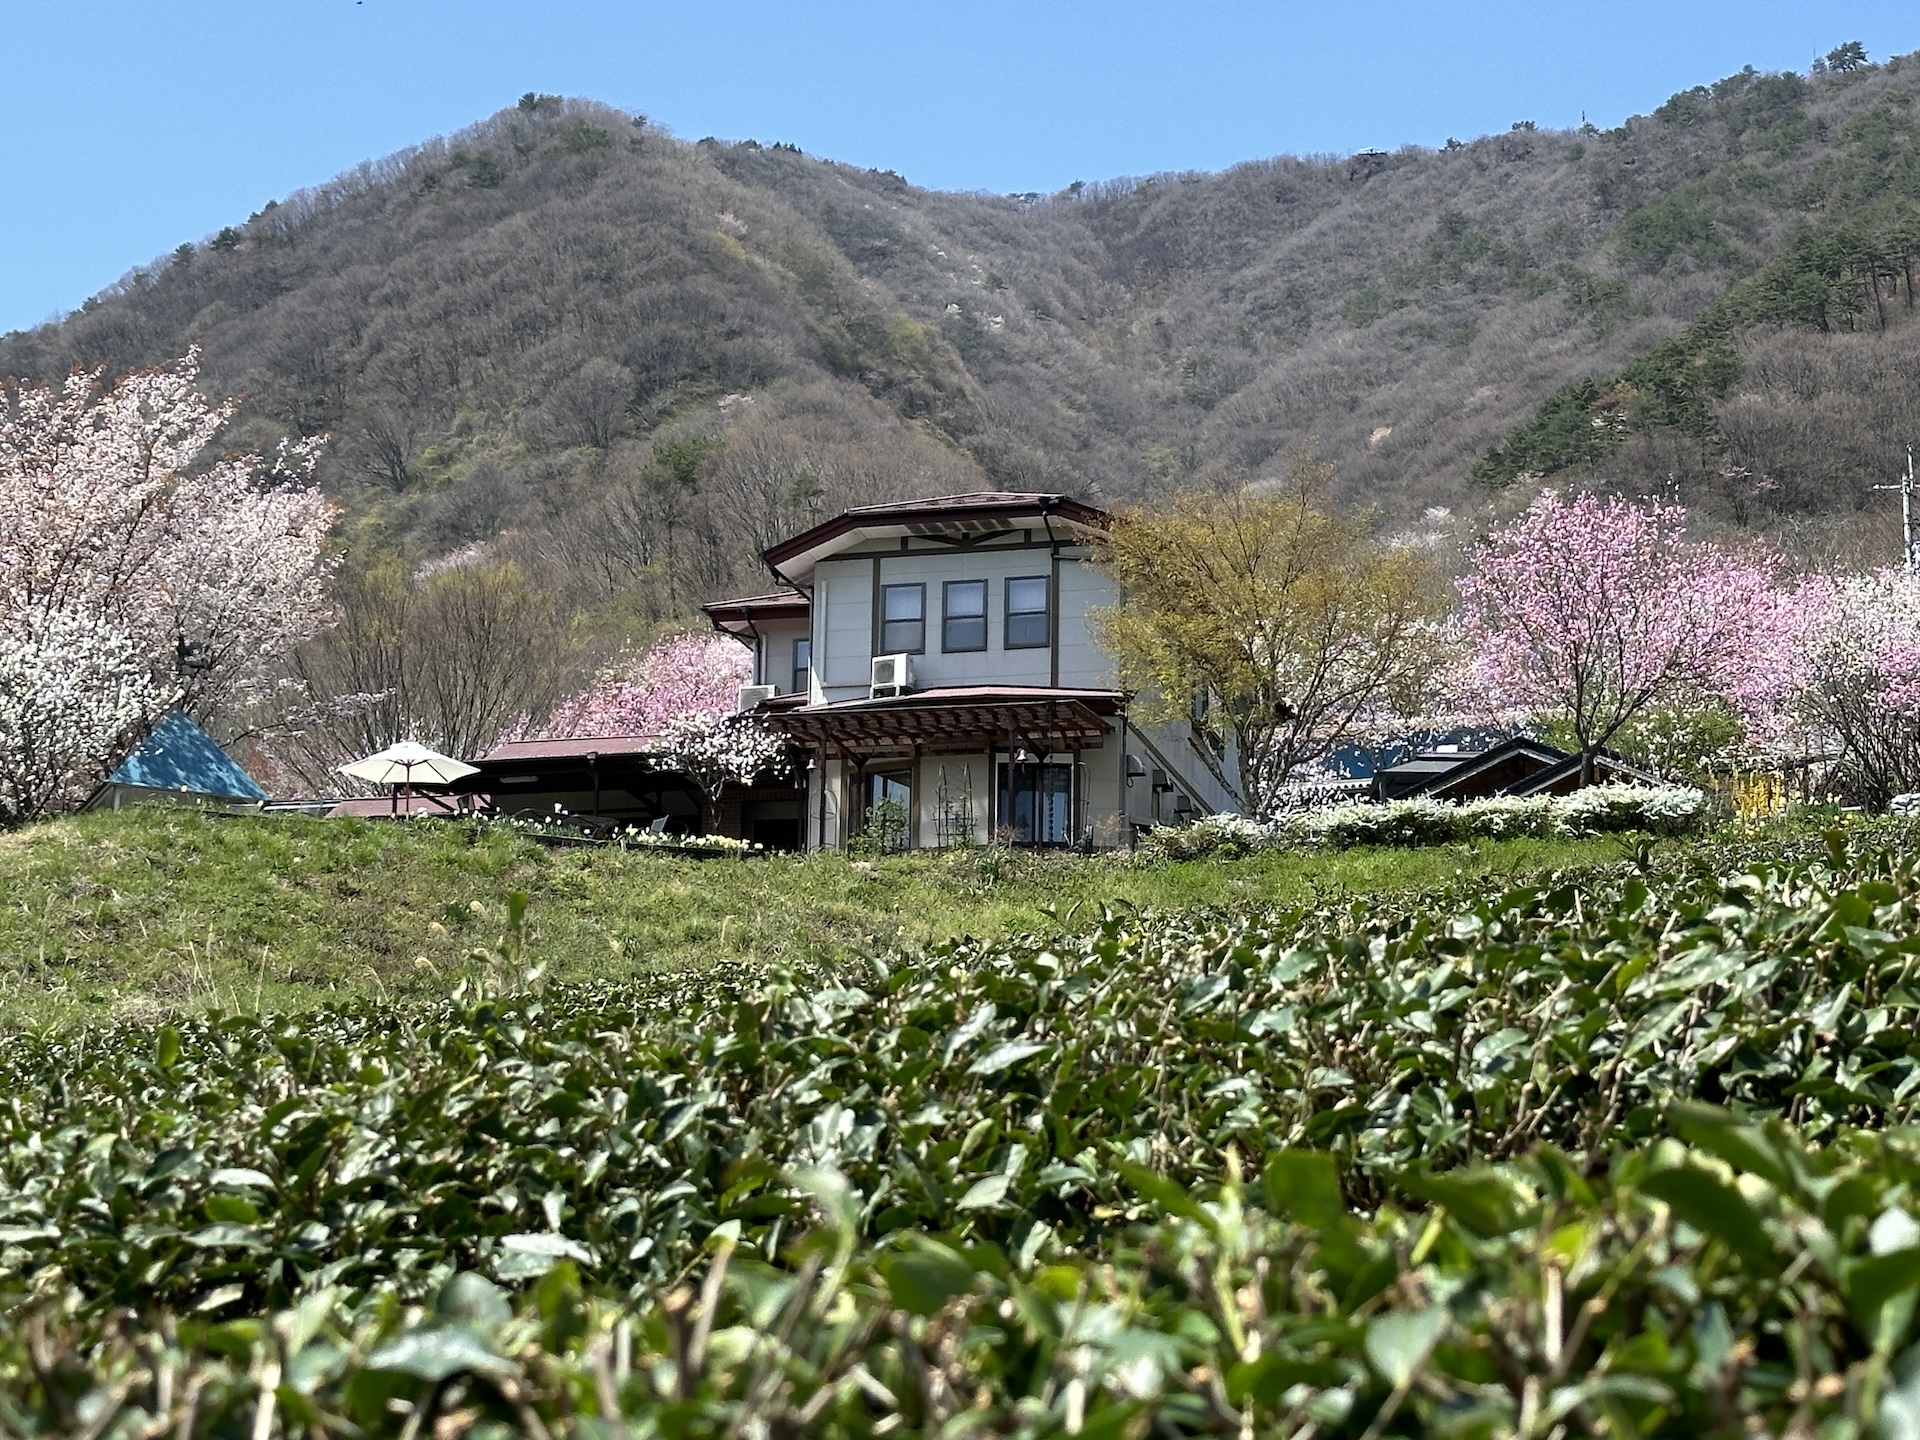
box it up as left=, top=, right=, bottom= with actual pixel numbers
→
left=82, top=710, right=269, bottom=812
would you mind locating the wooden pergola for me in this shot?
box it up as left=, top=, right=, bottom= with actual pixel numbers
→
left=768, top=687, right=1124, bottom=847
left=772, top=688, right=1121, bottom=759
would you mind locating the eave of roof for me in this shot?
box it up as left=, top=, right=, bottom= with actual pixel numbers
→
left=478, top=735, right=664, bottom=763
left=770, top=686, right=1125, bottom=756
left=789, top=685, right=1126, bottom=716
left=1505, top=750, right=1659, bottom=796
left=702, top=587, right=806, bottom=633
left=1409, top=738, right=1569, bottom=797
left=761, top=492, right=1113, bottom=588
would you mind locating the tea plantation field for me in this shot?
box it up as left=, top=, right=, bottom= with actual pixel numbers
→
left=9, top=818, right=1920, bottom=1435
left=0, top=807, right=1621, bottom=1028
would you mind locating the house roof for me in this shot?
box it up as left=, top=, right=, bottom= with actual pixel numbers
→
left=702, top=588, right=810, bottom=639
left=99, top=711, right=268, bottom=803
left=1506, top=750, right=1660, bottom=796
left=478, top=734, right=664, bottom=763
left=1411, top=737, right=1569, bottom=799
left=770, top=685, right=1124, bottom=757
left=761, top=492, right=1113, bottom=588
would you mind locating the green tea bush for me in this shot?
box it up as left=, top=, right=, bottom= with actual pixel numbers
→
left=6, top=826, right=1920, bottom=1435
left=4, top=829, right=1913, bottom=1308
left=1144, top=782, right=1707, bottom=860
left=15, top=1112, right=1920, bottom=1436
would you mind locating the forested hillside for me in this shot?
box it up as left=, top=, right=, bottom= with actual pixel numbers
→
left=5, top=49, right=1920, bottom=649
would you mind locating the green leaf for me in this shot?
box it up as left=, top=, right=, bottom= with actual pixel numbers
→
left=1847, top=1246, right=1920, bottom=1330
left=1395, top=1168, right=1531, bottom=1237
left=1115, top=1161, right=1208, bottom=1224
left=879, top=1241, right=977, bottom=1316
left=436, top=1272, right=512, bottom=1330
left=209, top=1167, right=276, bottom=1191
left=493, top=1232, right=594, bottom=1280
left=185, top=1222, right=267, bottom=1251
left=156, top=1025, right=181, bottom=1069
left=1365, top=1307, right=1446, bottom=1389
left=956, top=1174, right=1012, bottom=1211
left=1641, top=1166, right=1779, bottom=1275
left=967, top=1041, right=1050, bottom=1075
left=1666, top=1103, right=1800, bottom=1194
left=365, top=1326, right=516, bottom=1383
left=1261, top=1149, right=1344, bottom=1228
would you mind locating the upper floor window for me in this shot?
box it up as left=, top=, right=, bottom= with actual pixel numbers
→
left=881, top=583, right=925, bottom=654
left=792, top=637, right=811, bottom=695
left=1005, top=575, right=1050, bottom=649
left=942, top=579, right=987, bottom=652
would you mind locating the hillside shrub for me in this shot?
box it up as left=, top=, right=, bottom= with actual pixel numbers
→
left=1141, top=782, right=1706, bottom=860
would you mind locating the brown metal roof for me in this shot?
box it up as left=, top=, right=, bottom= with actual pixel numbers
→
left=701, top=589, right=810, bottom=638
left=479, top=734, right=664, bottom=763
left=762, top=492, right=1113, bottom=588
left=770, top=686, right=1123, bottom=758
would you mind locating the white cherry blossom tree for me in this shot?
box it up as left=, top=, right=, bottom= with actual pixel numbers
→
left=0, top=352, right=337, bottom=821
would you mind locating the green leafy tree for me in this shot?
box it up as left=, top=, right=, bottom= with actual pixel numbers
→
left=1095, top=458, right=1449, bottom=816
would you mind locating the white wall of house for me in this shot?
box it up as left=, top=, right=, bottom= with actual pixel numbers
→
left=807, top=537, right=1105, bottom=702
left=774, top=525, right=1240, bottom=849
left=749, top=620, right=812, bottom=695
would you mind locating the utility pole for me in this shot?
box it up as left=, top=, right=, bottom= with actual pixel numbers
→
left=1873, top=446, right=1919, bottom=574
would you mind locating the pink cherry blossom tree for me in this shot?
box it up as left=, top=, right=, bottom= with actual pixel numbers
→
left=1789, top=569, right=1920, bottom=807
left=542, top=631, right=749, bottom=738
left=541, top=631, right=791, bottom=809
left=1457, top=491, right=1793, bottom=782
left=0, top=352, right=337, bottom=821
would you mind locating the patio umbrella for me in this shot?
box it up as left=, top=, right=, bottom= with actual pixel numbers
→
left=339, top=741, right=479, bottom=813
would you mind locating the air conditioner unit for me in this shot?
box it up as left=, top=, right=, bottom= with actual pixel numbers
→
left=736, top=683, right=777, bottom=714
left=870, top=653, right=913, bottom=699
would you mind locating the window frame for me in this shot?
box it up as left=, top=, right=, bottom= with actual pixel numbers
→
left=941, top=579, right=988, bottom=653
left=1004, top=574, right=1051, bottom=650
left=879, top=582, right=927, bottom=655
left=791, top=636, right=811, bottom=696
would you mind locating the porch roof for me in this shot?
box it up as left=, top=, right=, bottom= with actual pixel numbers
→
left=771, top=686, right=1124, bottom=757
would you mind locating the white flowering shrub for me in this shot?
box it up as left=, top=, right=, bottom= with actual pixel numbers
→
left=1311, top=799, right=1485, bottom=848
left=1555, top=782, right=1707, bottom=837
left=1140, top=784, right=1710, bottom=860
left=1460, top=795, right=1559, bottom=839
left=1144, top=812, right=1283, bottom=861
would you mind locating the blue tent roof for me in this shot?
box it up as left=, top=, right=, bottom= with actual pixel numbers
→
left=106, top=711, right=268, bottom=802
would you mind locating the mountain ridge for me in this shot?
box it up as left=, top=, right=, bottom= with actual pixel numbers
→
left=5, top=52, right=1919, bottom=624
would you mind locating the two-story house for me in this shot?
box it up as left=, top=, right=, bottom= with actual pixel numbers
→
left=702, top=491, right=1237, bottom=850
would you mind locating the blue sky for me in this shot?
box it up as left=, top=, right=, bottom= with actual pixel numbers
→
left=1, top=2, right=1908, bottom=335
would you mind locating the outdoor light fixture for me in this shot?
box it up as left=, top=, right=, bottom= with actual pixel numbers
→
left=1124, top=754, right=1147, bottom=784
left=1013, top=746, right=1037, bottom=764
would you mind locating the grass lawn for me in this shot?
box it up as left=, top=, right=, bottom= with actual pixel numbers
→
left=0, top=805, right=1640, bottom=1028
